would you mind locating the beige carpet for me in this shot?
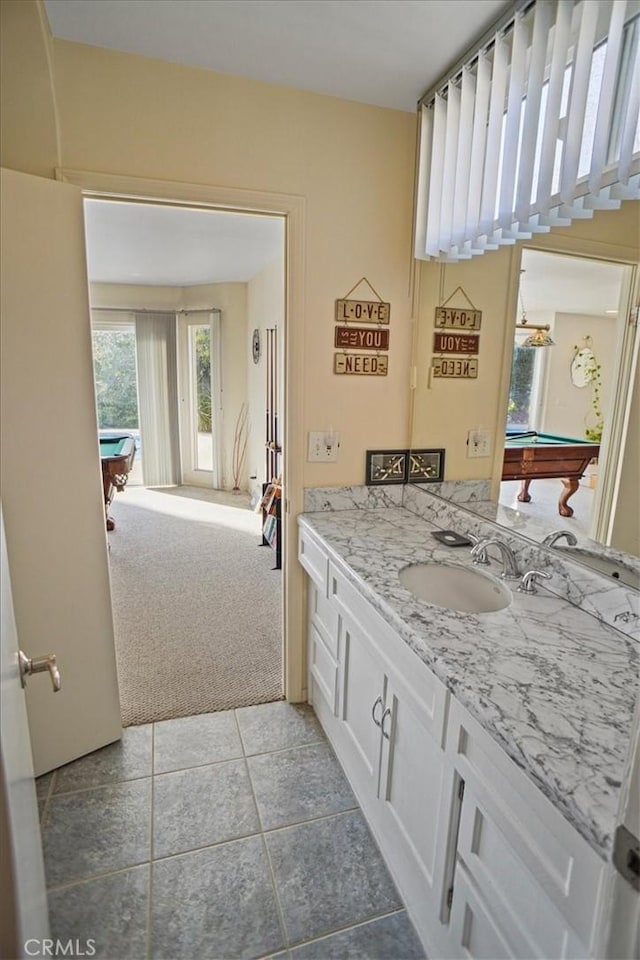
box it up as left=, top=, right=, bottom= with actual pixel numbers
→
left=107, top=486, right=283, bottom=725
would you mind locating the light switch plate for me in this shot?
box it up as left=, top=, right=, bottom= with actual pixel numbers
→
left=308, top=431, right=339, bottom=462
left=467, top=429, right=491, bottom=458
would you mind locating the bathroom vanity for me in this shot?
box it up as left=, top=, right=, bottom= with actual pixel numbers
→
left=298, top=494, right=639, bottom=959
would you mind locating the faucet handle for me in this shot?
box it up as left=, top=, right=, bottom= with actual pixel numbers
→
left=518, top=570, right=552, bottom=594
left=469, top=540, right=491, bottom=565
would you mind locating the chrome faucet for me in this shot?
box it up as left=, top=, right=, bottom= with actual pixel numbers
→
left=470, top=538, right=521, bottom=580
left=541, top=530, right=578, bottom=547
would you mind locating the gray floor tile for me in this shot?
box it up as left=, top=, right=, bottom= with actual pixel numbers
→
left=36, top=771, right=55, bottom=798
left=43, top=779, right=152, bottom=887
left=248, top=742, right=356, bottom=830
left=290, top=911, right=426, bottom=959
left=236, top=702, right=325, bottom=756
left=151, top=836, right=284, bottom=959
left=266, top=810, right=402, bottom=946
left=153, top=758, right=260, bottom=858
left=54, top=726, right=152, bottom=793
left=48, top=864, right=150, bottom=960
left=153, top=712, right=243, bottom=774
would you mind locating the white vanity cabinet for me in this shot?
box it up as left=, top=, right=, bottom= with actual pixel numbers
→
left=445, top=697, right=605, bottom=959
left=300, top=526, right=453, bottom=957
left=298, top=523, right=609, bottom=960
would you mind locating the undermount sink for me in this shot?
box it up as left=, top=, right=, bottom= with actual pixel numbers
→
left=399, top=562, right=512, bottom=614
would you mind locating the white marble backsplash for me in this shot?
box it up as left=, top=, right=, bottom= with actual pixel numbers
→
left=303, top=480, right=489, bottom=514
left=303, top=485, right=404, bottom=512
left=403, top=486, right=640, bottom=643
left=299, top=507, right=639, bottom=861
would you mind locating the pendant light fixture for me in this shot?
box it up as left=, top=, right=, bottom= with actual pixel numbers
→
left=514, top=272, right=555, bottom=347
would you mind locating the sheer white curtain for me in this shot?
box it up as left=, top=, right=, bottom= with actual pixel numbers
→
left=135, top=312, right=181, bottom=486
left=415, top=0, right=640, bottom=262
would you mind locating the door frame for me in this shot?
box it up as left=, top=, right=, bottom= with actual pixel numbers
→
left=178, top=310, right=223, bottom=488
left=59, top=168, right=306, bottom=702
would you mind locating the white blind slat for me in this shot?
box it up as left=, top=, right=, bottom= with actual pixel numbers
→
left=499, top=12, right=529, bottom=228
left=589, top=0, right=627, bottom=191
left=560, top=0, right=600, bottom=201
left=438, top=81, right=461, bottom=252
left=478, top=35, right=509, bottom=238
left=425, top=95, right=447, bottom=257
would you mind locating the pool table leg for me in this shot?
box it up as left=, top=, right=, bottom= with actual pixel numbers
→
left=517, top=479, right=532, bottom=503
left=558, top=478, right=579, bottom=517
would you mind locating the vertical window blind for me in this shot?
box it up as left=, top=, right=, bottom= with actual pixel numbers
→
left=414, top=0, right=640, bottom=262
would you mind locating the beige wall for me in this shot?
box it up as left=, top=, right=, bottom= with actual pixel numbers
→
left=91, top=282, right=249, bottom=490
left=541, top=313, right=616, bottom=440
left=247, top=257, right=286, bottom=502
left=0, top=0, right=59, bottom=178
left=50, top=39, right=417, bottom=487
left=610, top=354, right=640, bottom=556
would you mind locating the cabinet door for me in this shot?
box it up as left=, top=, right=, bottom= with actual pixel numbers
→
left=339, top=614, right=387, bottom=800
left=377, top=675, right=452, bottom=954
left=449, top=863, right=514, bottom=959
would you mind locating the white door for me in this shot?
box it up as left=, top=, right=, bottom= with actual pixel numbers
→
left=1, top=507, right=49, bottom=955
left=0, top=168, right=122, bottom=775
left=178, top=311, right=223, bottom=487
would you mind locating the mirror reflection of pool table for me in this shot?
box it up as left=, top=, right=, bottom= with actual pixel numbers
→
left=502, top=431, right=600, bottom=518
left=99, top=432, right=136, bottom=530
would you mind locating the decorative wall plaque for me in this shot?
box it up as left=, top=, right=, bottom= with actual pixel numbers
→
left=335, top=354, right=388, bottom=376
left=432, top=357, right=478, bottom=378
left=335, top=326, right=390, bottom=350
left=366, top=450, right=408, bottom=485
left=335, top=299, right=390, bottom=324
left=408, top=448, right=445, bottom=483
left=434, top=307, right=482, bottom=330
left=433, top=332, right=479, bottom=354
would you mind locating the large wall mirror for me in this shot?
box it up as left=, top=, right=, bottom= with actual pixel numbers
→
left=408, top=207, right=640, bottom=585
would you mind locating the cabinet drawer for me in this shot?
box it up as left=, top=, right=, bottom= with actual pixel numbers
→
left=449, top=863, right=514, bottom=959
left=308, top=620, right=338, bottom=712
left=457, top=784, right=588, bottom=958
left=298, top=527, right=329, bottom=590
left=329, top=560, right=447, bottom=747
left=446, top=698, right=603, bottom=948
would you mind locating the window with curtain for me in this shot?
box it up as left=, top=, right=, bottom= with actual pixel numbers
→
left=414, top=0, right=640, bottom=262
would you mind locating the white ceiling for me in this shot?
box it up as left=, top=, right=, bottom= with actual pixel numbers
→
left=84, top=201, right=284, bottom=285
left=520, top=249, right=626, bottom=319
left=43, top=0, right=510, bottom=112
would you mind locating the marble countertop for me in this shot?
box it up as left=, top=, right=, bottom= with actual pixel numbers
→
left=299, top=506, right=639, bottom=862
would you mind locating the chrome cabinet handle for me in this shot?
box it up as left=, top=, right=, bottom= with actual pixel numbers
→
left=381, top=707, right=392, bottom=740
left=371, top=696, right=383, bottom=728
left=18, top=650, right=61, bottom=692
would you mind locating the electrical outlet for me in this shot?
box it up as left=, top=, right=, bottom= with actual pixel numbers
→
left=308, top=431, right=339, bottom=462
left=467, top=429, right=491, bottom=458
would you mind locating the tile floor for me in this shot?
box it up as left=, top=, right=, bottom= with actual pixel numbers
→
left=38, top=701, right=425, bottom=960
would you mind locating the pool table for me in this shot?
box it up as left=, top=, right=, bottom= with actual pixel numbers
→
left=502, top=431, right=600, bottom=517
left=99, top=432, right=136, bottom=531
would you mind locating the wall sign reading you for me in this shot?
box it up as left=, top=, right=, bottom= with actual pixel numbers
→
left=335, top=326, right=390, bottom=350
left=433, top=332, right=479, bottom=355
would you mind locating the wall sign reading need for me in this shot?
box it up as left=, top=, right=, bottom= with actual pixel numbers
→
left=335, top=326, right=390, bottom=350
left=335, top=353, right=388, bottom=376
left=433, top=332, right=479, bottom=354
left=432, top=357, right=478, bottom=379
left=335, top=299, right=390, bottom=324
left=434, top=306, right=482, bottom=330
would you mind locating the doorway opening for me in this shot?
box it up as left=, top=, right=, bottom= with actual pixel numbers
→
left=84, top=197, right=286, bottom=724
left=500, top=248, right=634, bottom=544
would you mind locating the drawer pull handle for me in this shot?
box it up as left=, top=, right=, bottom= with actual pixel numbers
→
left=371, top=696, right=383, bottom=727
left=381, top=707, right=392, bottom=739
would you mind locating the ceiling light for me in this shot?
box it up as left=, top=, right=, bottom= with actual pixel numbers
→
left=514, top=284, right=555, bottom=348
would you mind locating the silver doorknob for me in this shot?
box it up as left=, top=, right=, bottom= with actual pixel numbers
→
left=18, top=650, right=61, bottom=692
